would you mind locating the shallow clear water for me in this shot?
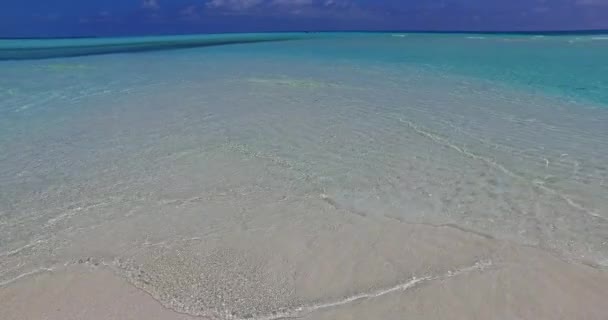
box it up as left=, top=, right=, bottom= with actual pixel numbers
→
left=1, top=33, right=607, bottom=317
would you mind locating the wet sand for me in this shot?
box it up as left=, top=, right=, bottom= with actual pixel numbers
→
left=2, top=219, right=607, bottom=320
left=0, top=265, right=197, bottom=320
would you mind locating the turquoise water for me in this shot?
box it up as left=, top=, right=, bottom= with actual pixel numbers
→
left=2, top=33, right=608, bottom=104
left=1, top=33, right=607, bottom=317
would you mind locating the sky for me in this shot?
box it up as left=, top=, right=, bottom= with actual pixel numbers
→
left=1, top=0, right=607, bottom=37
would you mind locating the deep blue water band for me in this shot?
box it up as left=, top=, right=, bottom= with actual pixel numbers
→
left=0, top=33, right=312, bottom=60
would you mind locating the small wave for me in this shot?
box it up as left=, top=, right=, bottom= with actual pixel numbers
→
left=251, top=260, right=493, bottom=320
left=0, top=239, right=48, bottom=257
left=0, top=267, right=56, bottom=287
left=466, top=36, right=486, bottom=40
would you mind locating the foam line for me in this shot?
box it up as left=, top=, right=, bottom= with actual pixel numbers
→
left=247, top=260, right=493, bottom=320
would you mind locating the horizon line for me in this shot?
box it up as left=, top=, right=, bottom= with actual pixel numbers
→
left=2, top=28, right=608, bottom=40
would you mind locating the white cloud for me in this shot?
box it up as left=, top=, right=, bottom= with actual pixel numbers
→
left=205, top=0, right=351, bottom=11
left=142, top=0, right=160, bottom=10
left=323, top=0, right=351, bottom=8
left=201, top=0, right=375, bottom=21
left=576, top=0, right=608, bottom=5
left=206, top=0, right=264, bottom=10
left=272, top=0, right=314, bottom=6
left=180, top=5, right=201, bottom=20
left=181, top=5, right=198, bottom=16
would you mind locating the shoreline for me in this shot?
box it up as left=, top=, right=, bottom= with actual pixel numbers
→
left=2, top=222, right=607, bottom=320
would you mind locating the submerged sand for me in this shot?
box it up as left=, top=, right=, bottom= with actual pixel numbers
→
left=2, top=42, right=608, bottom=319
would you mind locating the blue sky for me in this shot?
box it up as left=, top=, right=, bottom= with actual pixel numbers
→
left=1, top=0, right=607, bottom=37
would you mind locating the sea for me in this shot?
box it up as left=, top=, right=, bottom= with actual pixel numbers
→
left=1, top=32, right=607, bottom=319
